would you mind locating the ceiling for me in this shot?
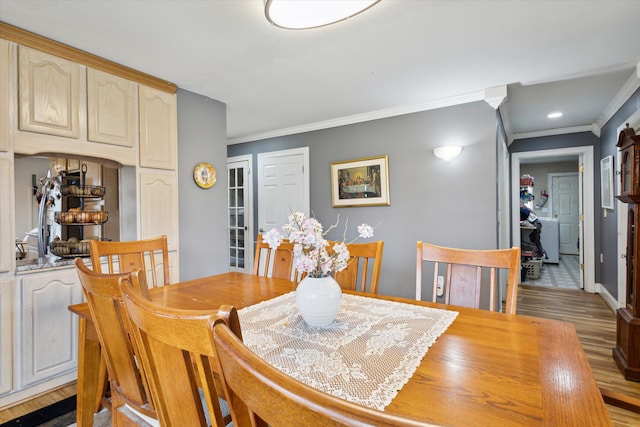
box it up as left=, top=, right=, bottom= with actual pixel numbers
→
left=1, top=0, right=639, bottom=144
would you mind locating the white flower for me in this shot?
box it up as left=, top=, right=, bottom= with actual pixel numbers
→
left=263, top=212, right=375, bottom=278
left=357, top=224, right=374, bottom=239
left=263, top=228, right=283, bottom=248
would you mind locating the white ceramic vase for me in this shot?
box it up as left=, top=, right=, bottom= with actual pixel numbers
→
left=295, top=275, right=342, bottom=327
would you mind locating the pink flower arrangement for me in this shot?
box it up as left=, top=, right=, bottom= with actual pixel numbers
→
left=263, top=212, right=374, bottom=278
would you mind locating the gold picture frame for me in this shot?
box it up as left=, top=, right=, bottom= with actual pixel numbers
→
left=330, top=155, right=390, bottom=207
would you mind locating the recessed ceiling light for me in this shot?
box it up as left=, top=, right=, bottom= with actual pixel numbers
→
left=547, top=112, right=563, bottom=119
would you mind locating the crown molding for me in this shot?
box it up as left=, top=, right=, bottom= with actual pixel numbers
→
left=512, top=125, right=593, bottom=141
left=228, top=90, right=485, bottom=144
left=595, top=62, right=640, bottom=129
left=484, top=85, right=507, bottom=110
left=0, top=22, right=177, bottom=94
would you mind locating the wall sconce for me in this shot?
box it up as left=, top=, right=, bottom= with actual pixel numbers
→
left=433, top=146, right=463, bottom=162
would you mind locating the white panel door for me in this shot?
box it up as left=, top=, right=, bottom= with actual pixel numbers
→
left=551, top=173, right=580, bottom=255
left=257, top=148, right=309, bottom=234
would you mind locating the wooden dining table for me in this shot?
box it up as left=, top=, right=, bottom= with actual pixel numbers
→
left=68, top=271, right=612, bottom=426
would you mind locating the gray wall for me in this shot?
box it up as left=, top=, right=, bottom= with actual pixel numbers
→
left=177, top=89, right=229, bottom=281
left=598, top=87, right=640, bottom=297
left=229, top=101, right=498, bottom=299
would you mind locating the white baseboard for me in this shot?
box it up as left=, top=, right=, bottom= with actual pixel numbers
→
left=596, top=282, right=619, bottom=313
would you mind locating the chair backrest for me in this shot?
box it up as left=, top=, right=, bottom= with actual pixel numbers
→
left=90, top=235, right=170, bottom=298
left=415, top=241, right=521, bottom=314
left=332, top=240, right=384, bottom=294
left=120, top=278, right=240, bottom=427
left=253, top=234, right=301, bottom=281
left=74, top=258, right=157, bottom=424
left=210, top=320, right=434, bottom=427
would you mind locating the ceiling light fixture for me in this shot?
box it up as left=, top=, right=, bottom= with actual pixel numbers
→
left=547, top=111, right=563, bottom=119
left=264, top=0, right=381, bottom=30
left=433, top=146, right=463, bottom=162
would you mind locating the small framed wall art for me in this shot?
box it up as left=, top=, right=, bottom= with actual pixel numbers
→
left=600, top=155, right=614, bottom=209
left=330, top=155, right=390, bottom=207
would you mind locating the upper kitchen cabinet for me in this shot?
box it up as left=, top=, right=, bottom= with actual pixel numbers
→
left=139, top=85, right=177, bottom=170
left=87, top=68, right=136, bottom=147
left=18, top=46, right=80, bottom=138
left=1, top=39, right=10, bottom=152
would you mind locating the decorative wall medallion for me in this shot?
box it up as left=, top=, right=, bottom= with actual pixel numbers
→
left=194, top=162, right=217, bottom=189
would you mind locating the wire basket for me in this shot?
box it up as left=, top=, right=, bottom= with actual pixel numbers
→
left=522, top=259, right=542, bottom=280
left=60, top=184, right=105, bottom=198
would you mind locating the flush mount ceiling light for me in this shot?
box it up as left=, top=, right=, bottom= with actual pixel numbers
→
left=547, top=111, right=563, bottom=119
left=264, top=0, right=381, bottom=30
left=433, top=146, right=463, bottom=162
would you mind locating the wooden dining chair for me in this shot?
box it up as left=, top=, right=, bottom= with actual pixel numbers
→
left=253, top=234, right=302, bottom=281
left=90, top=235, right=170, bottom=298
left=74, top=258, right=158, bottom=427
left=120, top=278, right=238, bottom=427
left=332, top=240, right=384, bottom=294
left=210, top=319, right=435, bottom=427
left=416, top=241, right=521, bottom=315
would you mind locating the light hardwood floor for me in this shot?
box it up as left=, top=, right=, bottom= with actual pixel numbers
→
left=2, top=284, right=640, bottom=426
left=516, top=284, right=640, bottom=427
left=0, top=382, right=76, bottom=424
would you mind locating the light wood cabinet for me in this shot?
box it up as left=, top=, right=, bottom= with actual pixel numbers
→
left=0, top=276, right=13, bottom=395
left=18, top=268, right=83, bottom=386
left=18, top=46, right=80, bottom=138
left=87, top=68, right=136, bottom=147
left=140, top=171, right=179, bottom=252
left=0, top=158, right=13, bottom=273
left=1, top=27, right=179, bottom=406
left=139, top=85, right=177, bottom=170
left=0, top=39, right=10, bottom=153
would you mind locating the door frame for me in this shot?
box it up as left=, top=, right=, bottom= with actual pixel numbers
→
left=511, top=146, right=595, bottom=293
left=227, top=155, right=253, bottom=273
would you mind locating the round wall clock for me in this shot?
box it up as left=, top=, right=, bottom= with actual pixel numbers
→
left=193, top=162, right=217, bottom=189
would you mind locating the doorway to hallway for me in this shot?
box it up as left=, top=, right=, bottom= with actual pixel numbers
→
left=511, top=146, right=594, bottom=293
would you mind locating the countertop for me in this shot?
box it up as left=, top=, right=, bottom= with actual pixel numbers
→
left=16, top=256, right=83, bottom=273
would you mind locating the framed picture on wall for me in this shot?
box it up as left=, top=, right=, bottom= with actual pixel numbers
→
left=330, top=155, right=390, bottom=207
left=601, top=155, right=614, bottom=209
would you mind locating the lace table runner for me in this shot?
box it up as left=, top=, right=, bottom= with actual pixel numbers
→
left=239, top=292, right=458, bottom=410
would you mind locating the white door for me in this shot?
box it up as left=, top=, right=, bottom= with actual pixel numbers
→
left=551, top=173, right=580, bottom=255
left=257, top=148, right=309, bottom=234
left=227, top=156, right=252, bottom=273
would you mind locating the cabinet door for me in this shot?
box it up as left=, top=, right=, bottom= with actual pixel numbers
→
left=0, top=158, right=12, bottom=273
left=0, top=39, right=10, bottom=153
left=0, top=277, right=13, bottom=395
left=18, top=46, right=80, bottom=138
left=19, top=269, right=82, bottom=386
left=140, top=171, right=179, bottom=252
left=139, top=85, right=177, bottom=170
left=87, top=68, right=136, bottom=147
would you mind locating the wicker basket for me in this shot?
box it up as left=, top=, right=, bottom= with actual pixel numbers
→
left=522, top=259, right=542, bottom=280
